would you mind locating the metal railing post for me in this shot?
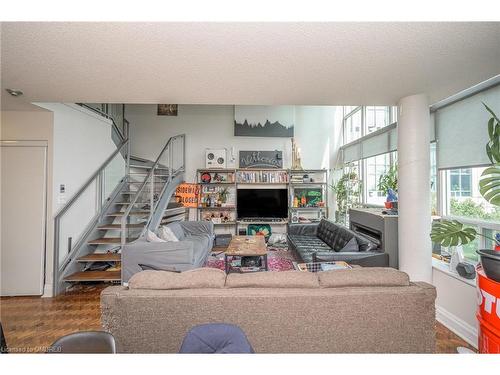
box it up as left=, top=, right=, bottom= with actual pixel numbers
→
left=120, top=215, right=127, bottom=247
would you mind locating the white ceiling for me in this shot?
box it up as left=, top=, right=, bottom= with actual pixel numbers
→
left=1, top=22, right=500, bottom=110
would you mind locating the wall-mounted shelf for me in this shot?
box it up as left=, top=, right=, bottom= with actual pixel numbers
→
left=195, top=168, right=329, bottom=233
left=198, top=206, right=236, bottom=210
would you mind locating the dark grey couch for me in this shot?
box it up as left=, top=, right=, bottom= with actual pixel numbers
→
left=121, top=221, right=214, bottom=282
left=287, top=219, right=389, bottom=267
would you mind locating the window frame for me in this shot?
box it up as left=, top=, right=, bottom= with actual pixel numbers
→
left=438, top=167, right=500, bottom=262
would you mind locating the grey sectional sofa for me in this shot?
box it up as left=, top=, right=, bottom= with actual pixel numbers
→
left=101, top=267, right=436, bottom=353
left=121, top=221, right=214, bottom=282
left=288, top=219, right=389, bottom=267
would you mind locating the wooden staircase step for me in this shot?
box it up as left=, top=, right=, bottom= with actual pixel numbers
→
left=107, top=211, right=150, bottom=217
left=63, top=270, right=121, bottom=282
left=77, top=253, right=121, bottom=262
left=87, top=237, right=136, bottom=245
left=97, top=223, right=144, bottom=230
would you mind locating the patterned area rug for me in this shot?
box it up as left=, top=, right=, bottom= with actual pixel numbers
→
left=205, top=245, right=296, bottom=272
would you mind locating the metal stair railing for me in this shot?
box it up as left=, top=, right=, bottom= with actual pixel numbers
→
left=120, top=134, right=185, bottom=245
left=53, top=139, right=130, bottom=293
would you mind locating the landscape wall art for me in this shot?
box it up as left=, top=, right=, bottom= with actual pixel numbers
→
left=234, top=105, right=295, bottom=137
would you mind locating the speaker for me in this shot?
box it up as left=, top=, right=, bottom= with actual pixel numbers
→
left=238, top=228, right=247, bottom=235
left=291, top=211, right=299, bottom=224
left=205, top=149, right=226, bottom=169
left=456, top=262, right=476, bottom=279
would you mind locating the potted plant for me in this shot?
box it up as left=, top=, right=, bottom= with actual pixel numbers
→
left=218, top=187, right=230, bottom=206
left=430, top=103, right=500, bottom=281
left=331, top=168, right=361, bottom=225
left=378, top=164, right=398, bottom=209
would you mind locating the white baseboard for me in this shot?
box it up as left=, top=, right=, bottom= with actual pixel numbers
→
left=436, top=306, right=478, bottom=349
left=42, top=283, right=53, bottom=298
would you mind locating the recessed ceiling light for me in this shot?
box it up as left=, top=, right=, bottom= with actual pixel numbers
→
left=5, top=88, right=24, bottom=97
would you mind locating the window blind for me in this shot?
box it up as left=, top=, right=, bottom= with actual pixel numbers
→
left=435, top=84, right=499, bottom=170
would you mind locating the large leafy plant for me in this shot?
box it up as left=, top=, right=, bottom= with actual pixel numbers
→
left=378, top=163, right=398, bottom=196
left=331, top=168, right=361, bottom=224
left=430, top=103, right=500, bottom=248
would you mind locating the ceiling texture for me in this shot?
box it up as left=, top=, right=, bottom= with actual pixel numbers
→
left=1, top=22, right=499, bottom=110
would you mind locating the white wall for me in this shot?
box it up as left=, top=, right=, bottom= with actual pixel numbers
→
left=432, top=263, right=478, bottom=348
left=126, top=104, right=337, bottom=176
left=35, top=103, right=117, bottom=213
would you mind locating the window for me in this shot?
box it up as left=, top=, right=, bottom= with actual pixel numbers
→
left=340, top=105, right=397, bottom=208
left=440, top=166, right=500, bottom=262
left=444, top=167, right=499, bottom=221
left=342, top=105, right=396, bottom=146
left=364, top=152, right=394, bottom=206
left=364, top=106, right=390, bottom=135
left=343, top=108, right=362, bottom=144
left=449, top=168, right=472, bottom=197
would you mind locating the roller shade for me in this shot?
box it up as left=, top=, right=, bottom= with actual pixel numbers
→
left=338, top=109, right=436, bottom=166
left=436, top=84, right=499, bottom=170
left=343, top=143, right=361, bottom=163
left=361, top=131, right=389, bottom=159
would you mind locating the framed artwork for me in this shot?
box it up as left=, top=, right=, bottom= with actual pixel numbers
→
left=234, top=105, right=294, bottom=137
left=157, top=104, right=178, bottom=116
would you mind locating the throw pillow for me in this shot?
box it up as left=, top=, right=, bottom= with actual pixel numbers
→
left=158, top=226, right=179, bottom=242
left=145, top=229, right=166, bottom=243
left=337, top=237, right=359, bottom=252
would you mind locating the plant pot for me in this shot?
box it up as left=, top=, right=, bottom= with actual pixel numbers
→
left=477, top=249, right=500, bottom=282
left=384, top=202, right=392, bottom=209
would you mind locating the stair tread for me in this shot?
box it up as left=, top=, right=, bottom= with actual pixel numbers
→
left=130, top=165, right=169, bottom=170
left=97, top=223, right=144, bottom=229
left=127, top=181, right=168, bottom=184
left=77, top=253, right=121, bottom=262
left=64, top=270, right=121, bottom=282
left=121, top=191, right=160, bottom=194
left=107, top=211, right=150, bottom=216
left=129, top=172, right=170, bottom=176
left=87, top=237, right=136, bottom=244
left=114, top=202, right=151, bottom=205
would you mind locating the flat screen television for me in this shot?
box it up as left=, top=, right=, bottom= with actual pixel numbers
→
left=237, top=189, right=288, bottom=219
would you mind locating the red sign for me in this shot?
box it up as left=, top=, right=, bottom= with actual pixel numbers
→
left=175, top=183, right=200, bottom=208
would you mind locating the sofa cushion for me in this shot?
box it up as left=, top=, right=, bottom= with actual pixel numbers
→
left=166, top=222, right=186, bottom=241
left=317, top=219, right=353, bottom=251
left=146, top=229, right=166, bottom=243
left=288, top=235, right=332, bottom=250
left=128, top=268, right=226, bottom=290
left=184, top=234, right=210, bottom=264
left=318, top=267, right=410, bottom=288
left=338, top=237, right=359, bottom=252
left=158, top=226, right=180, bottom=242
left=355, top=234, right=378, bottom=252
left=226, top=271, right=319, bottom=289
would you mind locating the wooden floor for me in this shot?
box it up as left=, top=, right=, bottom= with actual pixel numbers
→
left=0, top=284, right=476, bottom=353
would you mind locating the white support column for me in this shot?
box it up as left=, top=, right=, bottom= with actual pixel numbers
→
left=397, top=94, right=432, bottom=282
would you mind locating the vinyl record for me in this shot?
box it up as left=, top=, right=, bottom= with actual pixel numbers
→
left=201, top=173, right=212, bottom=183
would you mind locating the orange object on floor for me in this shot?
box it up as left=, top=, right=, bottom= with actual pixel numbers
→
left=476, top=266, right=500, bottom=353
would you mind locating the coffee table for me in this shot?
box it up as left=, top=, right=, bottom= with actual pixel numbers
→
left=224, top=235, right=268, bottom=273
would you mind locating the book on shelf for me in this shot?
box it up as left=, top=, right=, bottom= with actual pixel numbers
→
left=237, top=170, right=288, bottom=184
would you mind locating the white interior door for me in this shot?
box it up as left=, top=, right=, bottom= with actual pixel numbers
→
left=1, top=141, right=47, bottom=296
